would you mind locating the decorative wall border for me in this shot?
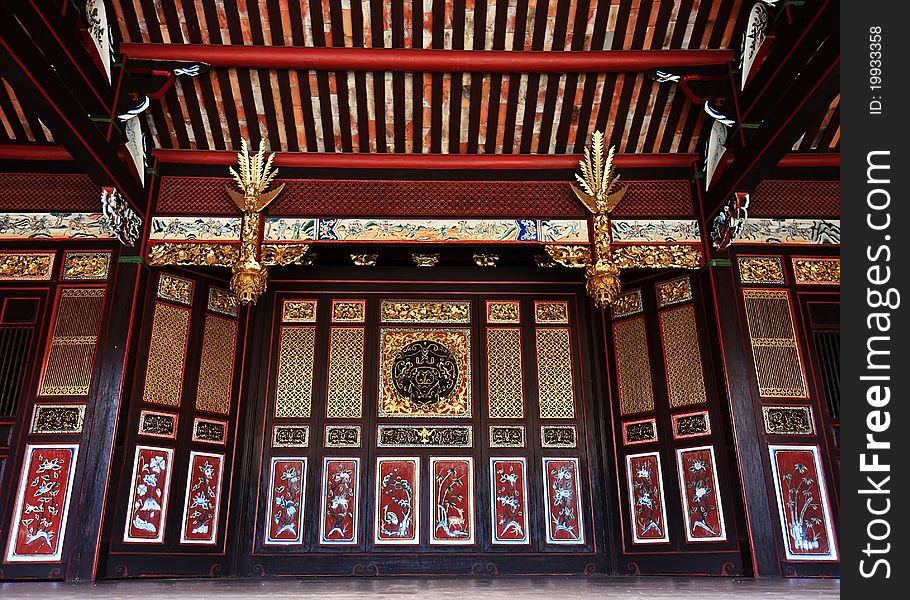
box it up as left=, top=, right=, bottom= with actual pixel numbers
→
left=0, top=212, right=116, bottom=240
left=377, top=425, right=473, bottom=448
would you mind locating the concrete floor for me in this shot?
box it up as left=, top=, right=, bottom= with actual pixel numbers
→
left=0, top=576, right=840, bottom=599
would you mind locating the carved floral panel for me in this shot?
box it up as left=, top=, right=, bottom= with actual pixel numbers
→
left=319, top=458, right=360, bottom=545
left=676, top=446, right=727, bottom=542
left=374, top=457, right=419, bottom=545
left=542, top=457, right=584, bottom=544
left=265, top=457, right=306, bottom=545
left=490, top=458, right=529, bottom=544
left=123, top=446, right=175, bottom=543
left=626, top=451, right=670, bottom=544
left=430, top=457, right=475, bottom=545
left=179, top=451, right=225, bottom=544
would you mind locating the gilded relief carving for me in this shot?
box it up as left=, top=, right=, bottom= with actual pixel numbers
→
left=377, top=425, right=472, bottom=448
left=623, top=420, right=657, bottom=444
left=272, top=425, right=309, bottom=448
left=611, top=290, right=642, bottom=319
left=656, top=276, right=693, bottom=307
left=283, top=299, right=317, bottom=323
left=208, top=287, right=239, bottom=317
left=792, top=258, right=840, bottom=285
left=148, top=242, right=238, bottom=268
left=61, top=252, right=111, bottom=280
left=535, top=328, right=575, bottom=419
left=534, top=301, right=569, bottom=324
left=380, top=301, right=470, bottom=324
left=738, top=256, right=785, bottom=284
left=489, top=425, right=525, bottom=448
left=31, top=404, right=86, bottom=434
left=541, top=425, right=577, bottom=448
left=673, top=411, right=711, bottom=439
left=486, top=301, right=520, bottom=323
left=612, top=244, right=704, bottom=269
left=192, top=418, right=227, bottom=443
left=138, top=410, right=177, bottom=439
left=0, top=252, right=55, bottom=280
left=762, top=406, right=815, bottom=435
left=332, top=300, right=366, bottom=323
left=544, top=245, right=590, bottom=268
left=325, top=425, right=362, bottom=448
left=157, top=273, right=194, bottom=306
left=261, top=243, right=311, bottom=266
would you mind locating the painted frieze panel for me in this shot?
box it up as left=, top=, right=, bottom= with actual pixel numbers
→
left=275, top=326, right=315, bottom=418
left=542, top=457, right=585, bottom=544
left=326, top=327, right=365, bottom=418
left=626, top=451, right=670, bottom=544
left=263, top=217, right=318, bottom=241
left=141, top=302, right=190, bottom=406
left=535, top=328, right=576, bottom=419
left=5, top=444, right=79, bottom=562
left=380, top=300, right=470, bottom=324
left=735, top=218, right=840, bottom=245
left=768, top=445, right=839, bottom=561
left=38, top=287, right=106, bottom=396
left=320, top=458, right=360, bottom=545
left=265, top=457, right=307, bottom=545
left=490, top=458, right=530, bottom=544
left=489, top=425, right=525, bottom=448
left=486, top=327, right=523, bottom=419
left=672, top=410, right=712, bottom=440
left=149, top=216, right=241, bottom=241
left=378, top=328, right=471, bottom=418
left=123, top=446, right=175, bottom=543
left=374, top=457, right=420, bottom=545
left=179, top=451, right=225, bottom=544
left=430, top=457, right=475, bottom=545
left=0, top=212, right=115, bottom=240
left=486, top=300, right=520, bottom=324
left=613, top=317, right=655, bottom=415
left=676, top=446, right=727, bottom=542
left=325, top=424, right=362, bottom=448
left=61, top=251, right=112, bottom=280
left=611, top=219, right=701, bottom=243
left=30, top=403, right=85, bottom=434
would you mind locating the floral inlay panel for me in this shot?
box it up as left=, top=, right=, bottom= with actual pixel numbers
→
left=542, top=457, right=585, bottom=544
left=319, top=458, right=360, bottom=545
left=675, top=446, right=727, bottom=542
left=430, top=457, right=475, bottom=545
left=626, top=451, right=670, bottom=544
left=490, top=458, right=530, bottom=544
left=265, top=457, right=306, bottom=545
left=179, top=451, right=225, bottom=544
left=123, top=446, right=174, bottom=543
left=374, top=457, right=419, bottom=545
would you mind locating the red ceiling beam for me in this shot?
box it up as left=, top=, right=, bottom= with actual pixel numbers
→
left=120, top=44, right=734, bottom=73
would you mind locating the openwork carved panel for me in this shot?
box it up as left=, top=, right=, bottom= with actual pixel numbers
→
left=326, top=327, right=365, bottom=419
left=141, top=302, right=190, bottom=406
left=30, top=403, right=86, bottom=434
left=275, top=326, right=315, bottom=418
left=742, top=290, right=808, bottom=398
left=377, top=425, right=472, bottom=448
left=489, top=425, right=525, bottom=448
left=39, top=287, right=106, bottom=396
left=331, top=300, right=366, bottom=323
left=762, top=405, right=815, bottom=435
left=195, top=315, right=238, bottom=415
left=541, top=425, right=577, bottom=448
left=611, top=290, right=643, bottom=319
left=486, top=328, right=523, bottom=419
left=380, top=301, right=470, bottom=323
left=192, top=418, right=228, bottom=444
left=0, top=251, right=55, bottom=280
left=208, top=287, right=239, bottom=317
left=272, top=425, right=310, bottom=448
left=656, top=276, right=692, bottom=307
left=379, top=328, right=471, bottom=418
left=672, top=410, right=712, bottom=439
left=612, top=317, right=654, bottom=415
left=282, top=299, right=317, bottom=323
left=738, top=256, right=785, bottom=284
left=138, top=409, right=177, bottom=439
left=157, top=273, right=194, bottom=305
left=535, top=328, right=576, bottom=419
left=612, top=244, right=704, bottom=269
left=622, top=418, right=657, bottom=445
left=486, top=301, right=520, bottom=324
left=659, top=305, right=708, bottom=408
left=534, top=301, right=569, bottom=324
left=325, top=425, right=362, bottom=448
left=61, top=251, right=111, bottom=280
left=792, top=257, right=840, bottom=285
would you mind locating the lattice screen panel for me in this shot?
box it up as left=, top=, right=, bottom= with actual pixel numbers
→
left=742, top=289, right=808, bottom=398
left=535, top=328, right=575, bottom=419
left=486, top=327, right=523, bottom=419
left=38, top=288, right=105, bottom=396
left=613, top=317, right=655, bottom=415
left=659, top=305, right=707, bottom=408
left=141, top=302, right=191, bottom=406
left=326, top=327, right=365, bottom=419
left=194, top=315, right=238, bottom=415
left=275, top=326, right=315, bottom=418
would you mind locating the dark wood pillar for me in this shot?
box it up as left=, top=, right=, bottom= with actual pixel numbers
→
left=65, top=255, right=147, bottom=581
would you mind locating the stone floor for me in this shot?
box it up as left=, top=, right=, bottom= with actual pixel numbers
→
left=0, top=576, right=840, bottom=599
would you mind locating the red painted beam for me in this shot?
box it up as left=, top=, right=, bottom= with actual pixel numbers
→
left=120, top=44, right=734, bottom=73
left=148, top=149, right=699, bottom=170
left=776, top=153, right=840, bottom=168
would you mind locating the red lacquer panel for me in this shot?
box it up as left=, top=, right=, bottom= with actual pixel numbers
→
left=676, top=445, right=727, bottom=542
left=179, top=451, right=225, bottom=544
left=626, top=451, right=670, bottom=544
left=769, top=445, right=839, bottom=561
left=320, top=458, right=360, bottom=545
left=5, top=444, right=79, bottom=563
left=123, top=446, right=175, bottom=543
left=374, top=457, right=419, bottom=545
left=430, top=457, right=474, bottom=545
left=542, top=457, right=585, bottom=544
left=490, top=457, right=529, bottom=544
left=265, top=457, right=306, bottom=545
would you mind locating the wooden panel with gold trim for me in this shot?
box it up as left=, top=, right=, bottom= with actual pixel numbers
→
left=272, top=425, right=310, bottom=448
left=380, top=300, right=470, bottom=324
left=30, top=403, right=86, bottom=434
left=38, top=287, right=106, bottom=397
left=331, top=299, right=366, bottom=323
left=141, top=302, right=191, bottom=407
left=192, top=417, right=228, bottom=444
left=656, top=276, right=692, bottom=308
left=737, top=256, right=785, bottom=285
left=324, top=424, right=362, bottom=448
left=486, top=300, right=520, bottom=324
left=489, top=425, right=525, bottom=448
left=156, top=273, right=194, bottom=306
left=612, top=317, right=654, bottom=415
left=195, top=314, right=238, bottom=415
left=534, top=300, right=569, bottom=324
left=0, top=251, right=56, bottom=280
left=611, top=290, right=643, bottom=319
left=138, top=409, right=178, bottom=440
left=659, top=305, right=708, bottom=409
left=207, top=287, right=239, bottom=317
left=61, top=251, right=111, bottom=280
left=742, top=289, right=808, bottom=398
left=672, top=410, right=712, bottom=440
left=535, top=328, right=575, bottom=419
left=762, top=405, right=815, bottom=435
left=622, top=417, right=658, bottom=446
left=377, top=425, right=473, bottom=448
left=541, top=425, right=577, bottom=448
left=792, top=257, right=840, bottom=285
left=282, top=299, right=317, bottom=323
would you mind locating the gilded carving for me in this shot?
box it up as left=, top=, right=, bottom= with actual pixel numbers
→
left=208, top=287, right=239, bottom=317
left=0, top=252, right=54, bottom=280
left=473, top=253, right=499, bottom=267
left=612, top=244, right=704, bottom=269
left=272, top=425, right=309, bottom=448
left=142, top=302, right=190, bottom=406
left=332, top=300, right=366, bottom=323
left=275, top=326, right=315, bottom=418
left=377, top=425, right=472, bottom=448
left=283, top=299, right=317, bottom=323
left=412, top=253, right=440, bottom=267
left=138, top=410, right=177, bottom=439
left=541, top=425, right=577, bottom=448
left=486, top=328, right=524, bottom=419
left=656, top=276, right=693, bottom=307
left=31, top=404, right=86, bottom=434
left=195, top=315, right=238, bottom=415
left=61, top=252, right=111, bottom=280
left=486, top=301, right=520, bottom=323
left=38, top=288, right=106, bottom=396
left=192, top=418, right=227, bottom=444
left=326, top=327, right=365, bottom=418
left=534, top=301, right=569, bottom=324
left=380, top=301, right=470, bottom=323
left=544, top=245, right=590, bottom=268
left=660, top=305, right=708, bottom=408
left=613, top=317, right=654, bottom=415
left=623, top=420, right=657, bottom=444
left=157, top=273, right=194, bottom=306
left=792, top=258, right=840, bottom=285
left=762, top=406, right=815, bottom=435
left=533, top=254, right=558, bottom=268
left=148, top=242, right=238, bottom=267
left=261, top=243, right=311, bottom=266
left=325, top=425, right=362, bottom=448
left=673, top=411, right=711, bottom=439
left=738, top=256, right=785, bottom=284
left=536, top=328, right=576, bottom=419
left=489, top=425, right=525, bottom=448
left=351, top=253, right=378, bottom=266
left=611, top=290, right=643, bottom=319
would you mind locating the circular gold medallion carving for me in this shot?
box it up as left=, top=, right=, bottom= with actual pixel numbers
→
left=391, top=340, right=459, bottom=407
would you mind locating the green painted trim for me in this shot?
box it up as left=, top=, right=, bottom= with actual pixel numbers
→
left=708, top=258, right=732, bottom=268
left=117, top=255, right=145, bottom=264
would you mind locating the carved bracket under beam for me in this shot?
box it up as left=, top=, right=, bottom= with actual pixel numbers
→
left=148, top=242, right=312, bottom=268
left=545, top=244, right=704, bottom=270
